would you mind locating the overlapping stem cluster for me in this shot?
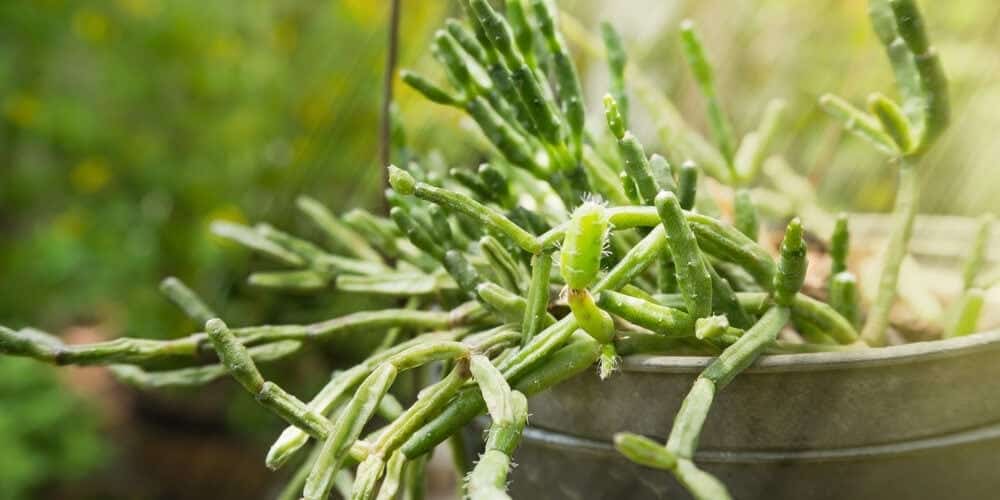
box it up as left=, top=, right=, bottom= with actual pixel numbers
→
left=402, top=0, right=594, bottom=208
left=1, top=1, right=992, bottom=499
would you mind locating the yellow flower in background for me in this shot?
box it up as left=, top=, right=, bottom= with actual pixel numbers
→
left=298, top=76, right=344, bottom=129
left=72, top=8, right=110, bottom=43
left=71, top=157, right=112, bottom=194
left=341, top=0, right=380, bottom=26
left=291, top=135, right=314, bottom=163
left=206, top=205, right=247, bottom=226
left=3, top=94, right=40, bottom=128
left=272, top=19, right=299, bottom=53
left=53, top=209, right=86, bottom=238
left=209, top=35, right=244, bottom=62
left=339, top=0, right=444, bottom=31
left=115, top=0, right=160, bottom=20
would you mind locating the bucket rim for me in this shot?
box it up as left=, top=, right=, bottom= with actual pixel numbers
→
left=622, top=328, right=1000, bottom=374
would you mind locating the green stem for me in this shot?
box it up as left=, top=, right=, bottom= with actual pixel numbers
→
left=158, top=277, right=217, bottom=326
left=861, top=161, right=917, bottom=346
left=375, top=450, right=407, bottom=500
left=372, top=361, right=471, bottom=458
left=521, top=251, right=554, bottom=344
left=538, top=206, right=776, bottom=290
left=597, top=290, right=694, bottom=336
left=266, top=331, right=466, bottom=470
left=390, top=168, right=540, bottom=254
left=303, top=364, right=397, bottom=500
left=109, top=340, right=301, bottom=390
left=653, top=291, right=857, bottom=345
left=680, top=20, right=736, bottom=171
left=944, top=288, right=985, bottom=338
left=400, top=334, right=600, bottom=458
left=655, top=191, right=713, bottom=319
left=403, top=453, right=428, bottom=500
left=297, top=196, right=385, bottom=264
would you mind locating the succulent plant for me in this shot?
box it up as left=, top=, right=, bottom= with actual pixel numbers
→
left=1, top=1, right=995, bottom=499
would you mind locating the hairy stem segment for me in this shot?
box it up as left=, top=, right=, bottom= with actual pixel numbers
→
left=296, top=195, right=385, bottom=264
left=704, top=258, right=754, bottom=329
left=481, top=235, right=528, bottom=294
left=375, top=450, right=407, bottom=500
left=819, top=94, right=897, bottom=155
left=567, top=288, right=618, bottom=379
left=676, top=161, right=699, bottom=211
left=861, top=162, right=917, bottom=346
left=942, top=215, right=994, bottom=338
left=560, top=201, right=619, bottom=377
left=466, top=355, right=528, bottom=500
left=560, top=202, right=610, bottom=290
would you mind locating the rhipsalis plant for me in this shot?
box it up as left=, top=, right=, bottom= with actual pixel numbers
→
left=1, top=1, right=994, bottom=499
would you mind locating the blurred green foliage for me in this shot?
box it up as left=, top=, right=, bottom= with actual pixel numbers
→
left=0, top=0, right=446, bottom=336
left=0, top=357, right=105, bottom=500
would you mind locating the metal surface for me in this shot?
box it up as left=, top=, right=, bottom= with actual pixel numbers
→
left=528, top=328, right=1000, bottom=449
left=508, top=422, right=1000, bottom=500
left=501, top=330, right=1000, bottom=499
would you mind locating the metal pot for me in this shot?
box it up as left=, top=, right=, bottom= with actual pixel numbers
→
left=505, top=216, right=1000, bottom=499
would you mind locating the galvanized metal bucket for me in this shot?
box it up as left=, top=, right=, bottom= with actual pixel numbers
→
left=512, top=329, right=1000, bottom=500
left=503, top=216, right=1000, bottom=499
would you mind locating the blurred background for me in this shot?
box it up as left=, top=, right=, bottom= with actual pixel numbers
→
left=0, top=0, right=997, bottom=498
